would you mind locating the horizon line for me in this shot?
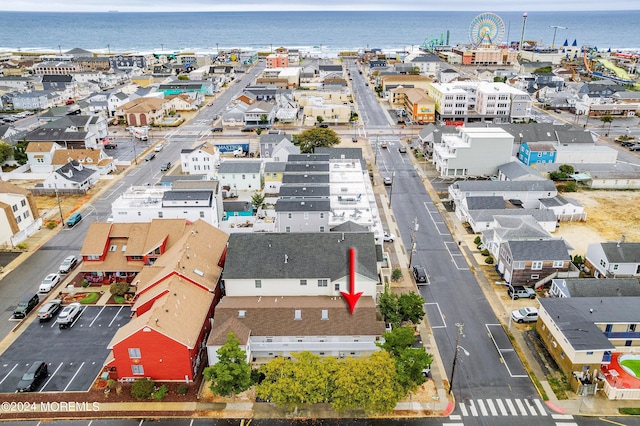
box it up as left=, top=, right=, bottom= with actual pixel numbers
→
left=1, top=9, right=638, bottom=13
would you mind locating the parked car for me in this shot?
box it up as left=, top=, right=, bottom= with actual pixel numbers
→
left=145, top=153, right=156, bottom=161
left=412, top=265, right=428, bottom=284
left=66, top=212, right=82, bottom=227
left=383, top=176, right=393, bottom=185
left=13, top=293, right=39, bottom=319
left=511, top=307, right=539, bottom=323
left=352, top=137, right=358, bottom=143
left=383, top=232, right=395, bottom=242
left=39, top=273, right=61, bottom=293
left=398, top=146, right=407, bottom=153
left=380, top=141, right=388, bottom=148
left=160, top=162, right=172, bottom=172
left=16, top=361, right=48, bottom=392
left=58, top=255, right=78, bottom=274
left=106, top=214, right=114, bottom=223
left=507, top=285, right=536, bottom=300
left=629, top=144, right=640, bottom=151
left=57, top=302, right=83, bottom=329
left=620, top=141, right=635, bottom=147
left=240, top=127, right=254, bottom=132
left=103, top=143, right=117, bottom=149
left=37, top=300, right=62, bottom=322
left=154, top=143, right=165, bottom=152
left=318, top=123, right=329, bottom=128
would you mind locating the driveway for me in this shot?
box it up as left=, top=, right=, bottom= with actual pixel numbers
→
left=0, top=305, right=131, bottom=393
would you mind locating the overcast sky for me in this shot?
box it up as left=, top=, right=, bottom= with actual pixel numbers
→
left=0, top=0, right=637, bottom=12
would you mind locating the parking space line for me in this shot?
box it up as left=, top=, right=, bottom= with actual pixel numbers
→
left=444, top=241, right=469, bottom=271
left=40, top=362, right=64, bottom=392
left=63, top=361, right=85, bottom=391
left=109, top=306, right=125, bottom=327
left=0, top=363, right=18, bottom=385
left=424, top=302, right=446, bottom=328
left=422, top=201, right=448, bottom=236
left=89, top=306, right=106, bottom=327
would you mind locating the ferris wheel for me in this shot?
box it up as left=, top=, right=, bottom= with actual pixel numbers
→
left=468, top=12, right=505, bottom=47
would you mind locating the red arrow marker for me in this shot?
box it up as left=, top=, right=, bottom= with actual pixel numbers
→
left=341, top=247, right=363, bottom=314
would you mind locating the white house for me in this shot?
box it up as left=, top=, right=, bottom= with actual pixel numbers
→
left=43, top=161, right=100, bottom=192
left=25, top=142, right=60, bottom=173
left=585, top=241, right=640, bottom=278
left=449, top=179, right=558, bottom=213
left=0, top=181, right=41, bottom=247
left=217, top=160, right=263, bottom=192
left=539, top=195, right=586, bottom=222
left=180, top=141, right=220, bottom=176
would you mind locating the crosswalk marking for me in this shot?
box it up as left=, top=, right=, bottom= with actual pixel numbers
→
left=496, top=398, right=508, bottom=415
left=551, top=414, right=574, bottom=419
left=515, top=398, right=527, bottom=415
left=534, top=398, right=548, bottom=415
left=486, top=399, right=498, bottom=416
left=457, top=398, right=548, bottom=417
left=477, top=399, right=488, bottom=416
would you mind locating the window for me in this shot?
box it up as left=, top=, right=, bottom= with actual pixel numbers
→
left=552, top=261, right=564, bottom=268
left=531, top=261, right=543, bottom=270
left=23, top=211, right=29, bottom=219
left=238, top=310, right=246, bottom=318
left=318, top=279, right=328, bottom=287
left=294, top=309, right=302, bottom=320
left=287, top=213, right=292, bottom=219
left=300, top=279, right=307, bottom=286
left=109, top=245, right=117, bottom=252
left=334, top=283, right=340, bottom=291
left=200, top=211, right=205, bottom=218
left=12, top=204, right=18, bottom=212
left=321, top=310, right=328, bottom=320
left=242, top=174, right=246, bottom=180
left=320, top=226, right=325, bottom=232
left=128, top=348, right=141, bottom=358
left=131, top=365, right=144, bottom=375
left=285, top=226, right=291, bottom=233
left=255, top=279, right=262, bottom=288
left=304, top=212, right=309, bottom=219
left=21, top=199, right=26, bottom=207
left=530, top=274, right=540, bottom=280
left=613, top=264, right=619, bottom=271
left=320, top=213, right=324, bottom=219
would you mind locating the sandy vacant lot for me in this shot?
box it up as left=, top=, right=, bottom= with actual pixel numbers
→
left=555, top=190, right=640, bottom=256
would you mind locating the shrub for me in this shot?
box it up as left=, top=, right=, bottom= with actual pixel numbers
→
left=481, top=249, right=490, bottom=256
left=131, top=378, right=155, bottom=399
left=46, top=221, right=57, bottom=230
left=81, top=280, right=90, bottom=288
left=110, top=282, right=129, bottom=296
left=16, top=243, right=28, bottom=250
left=114, top=295, right=126, bottom=304
left=152, top=384, right=168, bottom=401
left=485, top=256, right=494, bottom=264
left=473, top=236, right=481, bottom=245
left=107, top=379, right=117, bottom=389
left=79, top=292, right=100, bottom=304
left=563, top=181, right=577, bottom=192
left=177, top=384, right=188, bottom=395
left=391, top=268, right=402, bottom=282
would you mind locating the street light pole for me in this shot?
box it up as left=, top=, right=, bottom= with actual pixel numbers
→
left=388, top=170, right=395, bottom=208
left=54, top=183, right=64, bottom=227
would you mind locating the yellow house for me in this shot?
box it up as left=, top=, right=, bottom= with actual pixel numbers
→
left=131, top=75, right=155, bottom=87
left=263, top=161, right=286, bottom=195
left=390, top=87, right=436, bottom=124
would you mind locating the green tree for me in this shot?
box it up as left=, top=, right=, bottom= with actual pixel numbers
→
left=600, top=115, right=613, bottom=131
left=203, top=332, right=252, bottom=397
left=398, top=292, right=425, bottom=324
left=349, top=111, right=359, bottom=124
left=558, top=164, right=575, bottom=175
left=378, top=290, right=402, bottom=327
left=109, top=282, right=129, bottom=296
left=294, top=128, right=341, bottom=153
left=13, top=139, right=28, bottom=165
left=409, top=66, right=420, bottom=75
left=395, top=347, right=433, bottom=393
left=259, top=114, right=269, bottom=125
left=251, top=191, right=265, bottom=210
left=177, top=74, right=189, bottom=80
left=331, top=351, right=404, bottom=414
left=0, top=141, right=12, bottom=164
left=377, top=326, right=415, bottom=357
left=316, top=115, right=324, bottom=125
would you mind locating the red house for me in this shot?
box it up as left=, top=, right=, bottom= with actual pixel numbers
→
left=106, top=219, right=228, bottom=381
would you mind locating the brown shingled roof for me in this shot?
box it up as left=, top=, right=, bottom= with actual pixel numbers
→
left=213, top=296, right=385, bottom=338
left=25, top=142, right=56, bottom=153
left=206, top=317, right=252, bottom=346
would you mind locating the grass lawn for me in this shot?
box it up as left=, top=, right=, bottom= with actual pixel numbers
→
left=620, top=359, right=640, bottom=378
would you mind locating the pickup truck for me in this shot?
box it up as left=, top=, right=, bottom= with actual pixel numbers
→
left=507, top=285, right=536, bottom=300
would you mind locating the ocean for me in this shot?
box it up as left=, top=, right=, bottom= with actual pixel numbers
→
left=0, top=10, right=639, bottom=55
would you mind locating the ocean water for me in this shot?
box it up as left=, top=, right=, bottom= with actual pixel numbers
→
left=0, top=10, right=639, bottom=55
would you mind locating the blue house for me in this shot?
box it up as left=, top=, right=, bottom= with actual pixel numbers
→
left=518, top=142, right=556, bottom=166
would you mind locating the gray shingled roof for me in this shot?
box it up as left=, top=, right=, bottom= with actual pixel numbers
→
left=55, top=161, right=97, bottom=183
left=554, top=278, right=640, bottom=297
left=275, top=198, right=330, bottom=212
left=539, top=297, right=640, bottom=350
left=330, top=221, right=370, bottom=233
left=282, top=174, right=330, bottom=184
left=224, top=232, right=378, bottom=281
left=454, top=180, right=557, bottom=193
left=507, top=239, right=570, bottom=261
left=288, top=154, right=331, bottom=162
left=556, top=130, right=595, bottom=144
left=539, top=195, right=582, bottom=208
left=315, top=147, right=363, bottom=161
left=279, top=185, right=330, bottom=197
left=218, top=161, right=262, bottom=174
left=600, top=242, right=640, bottom=264
left=465, top=196, right=505, bottom=210
left=470, top=208, right=557, bottom=223
left=493, top=215, right=551, bottom=240
left=162, top=190, right=212, bottom=203
left=264, top=161, right=287, bottom=172
left=285, top=162, right=330, bottom=173
left=498, top=161, right=545, bottom=181
left=259, top=134, right=291, bottom=145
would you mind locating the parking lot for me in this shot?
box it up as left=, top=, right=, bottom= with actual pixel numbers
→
left=0, top=305, right=131, bottom=393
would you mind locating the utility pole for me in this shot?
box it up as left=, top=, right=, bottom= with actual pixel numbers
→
left=375, top=135, right=379, bottom=165
left=449, top=323, right=465, bottom=395
left=54, top=184, right=64, bottom=227
left=387, top=170, right=395, bottom=208
left=409, top=217, right=419, bottom=268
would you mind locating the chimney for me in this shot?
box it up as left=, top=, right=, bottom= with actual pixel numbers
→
left=284, top=254, right=288, bottom=263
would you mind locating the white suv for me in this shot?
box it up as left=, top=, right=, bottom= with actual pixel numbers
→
left=511, top=307, right=539, bottom=323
